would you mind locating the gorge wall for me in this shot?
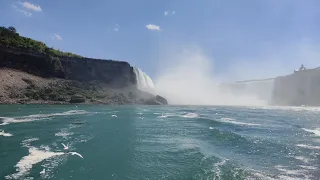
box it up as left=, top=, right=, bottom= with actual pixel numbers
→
left=222, top=67, right=320, bottom=106
left=0, top=46, right=168, bottom=105
left=271, top=68, right=320, bottom=106
left=0, top=46, right=136, bottom=88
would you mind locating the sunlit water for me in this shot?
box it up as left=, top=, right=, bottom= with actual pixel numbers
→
left=0, top=105, right=319, bottom=180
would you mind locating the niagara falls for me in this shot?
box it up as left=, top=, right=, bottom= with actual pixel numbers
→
left=1, top=0, right=320, bottom=180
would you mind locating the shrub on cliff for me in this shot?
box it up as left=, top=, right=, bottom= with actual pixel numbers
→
left=0, top=26, right=82, bottom=58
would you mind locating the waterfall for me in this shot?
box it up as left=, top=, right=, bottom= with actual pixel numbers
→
left=133, top=67, right=155, bottom=93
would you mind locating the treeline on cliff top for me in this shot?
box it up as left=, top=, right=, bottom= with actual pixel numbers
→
left=0, top=26, right=82, bottom=58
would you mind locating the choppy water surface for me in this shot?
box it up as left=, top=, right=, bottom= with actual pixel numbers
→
left=0, top=105, right=319, bottom=180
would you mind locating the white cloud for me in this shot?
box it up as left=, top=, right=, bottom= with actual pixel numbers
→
left=113, top=24, right=119, bottom=32
left=52, top=34, right=63, bottom=41
left=12, top=4, right=32, bottom=17
left=21, top=1, right=42, bottom=12
left=146, top=24, right=161, bottom=31
left=164, top=10, right=175, bottom=16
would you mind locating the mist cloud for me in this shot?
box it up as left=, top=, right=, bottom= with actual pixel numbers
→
left=154, top=45, right=269, bottom=106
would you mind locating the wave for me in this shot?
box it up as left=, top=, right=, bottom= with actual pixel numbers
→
left=0, top=129, right=13, bottom=137
left=182, top=113, right=199, bottom=118
left=5, top=143, right=65, bottom=180
left=6, top=136, right=87, bottom=179
left=220, top=117, right=260, bottom=126
left=157, top=113, right=176, bottom=118
left=293, top=156, right=311, bottom=164
left=55, top=129, right=73, bottom=139
left=299, top=165, right=317, bottom=170
left=296, top=144, right=320, bottom=150
left=21, top=138, right=39, bottom=148
left=0, top=110, right=89, bottom=125
left=274, top=165, right=314, bottom=180
left=302, top=128, right=320, bottom=137
left=156, top=112, right=200, bottom=119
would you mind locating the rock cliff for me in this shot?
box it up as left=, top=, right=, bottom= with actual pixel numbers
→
left=0, top=46, right=136, bottom=88
left=0, top=26, right=167, bottom=105
left=0, top=46, right=167, bottom=105
left=271, top=68, right=320, bottom=106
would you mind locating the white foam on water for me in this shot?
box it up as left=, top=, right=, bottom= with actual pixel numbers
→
left=254, top=106, right=320, bottom=113
left=293, top=156, right=310, bottom=163
left=5, top=147, right=65, bottom=180
left=137, top=108, right=149, bottom=112
left=221, top=117, right=234, bottom=121
left=302, top=128, right=320, bottom=137
left=39, top=145, right=51, bottom=152
left=209, top=127, right=214, bottom=130
left=211, top=159, right=227, bottom=178
left=21, top=138, right=39, bottom=148
left=220, top=117, right=260, bottom=126
left=249, top=170, right=276, bottom=180
left=274, top=165, right=313, bottom=180
left=0, top=110, right=89, bottom=125
left=111, top=115, right=117, bottom=118
left=299, top=165, right=318, bottom=170
left=296, top=144, right=320, bottom=150
left=278, top=175, right=305, bottom=180
left=182, top=113, right=199, bottom=118
left=157, top=113, right=176, bottom=118
left=0, top=130, right=13, bottom=137
left=55, top=129, right=73, bottom=139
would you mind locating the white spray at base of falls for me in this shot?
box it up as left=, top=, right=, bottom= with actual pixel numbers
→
left=153, top=47, right=273, bottom=106
left=133, top=67, right=155, bottom=94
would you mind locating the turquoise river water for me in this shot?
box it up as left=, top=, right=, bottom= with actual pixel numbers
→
left=0, top=105, right=319, bottom=180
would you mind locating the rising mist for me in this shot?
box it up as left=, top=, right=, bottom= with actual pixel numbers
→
left=153, top=47, right=274, bottom=106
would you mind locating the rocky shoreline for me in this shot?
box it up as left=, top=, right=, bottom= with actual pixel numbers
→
left=0, top=68, right=167, bottom=105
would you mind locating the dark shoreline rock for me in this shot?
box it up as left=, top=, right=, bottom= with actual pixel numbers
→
left=156, top=95, right=168, bottom=105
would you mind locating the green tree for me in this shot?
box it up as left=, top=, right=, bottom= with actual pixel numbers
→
left=8, top=26, right=17, bottom=34
left=0, top=26, right=82, bottom=58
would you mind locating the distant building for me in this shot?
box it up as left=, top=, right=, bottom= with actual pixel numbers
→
left=294, top=64, right=307, bottom=74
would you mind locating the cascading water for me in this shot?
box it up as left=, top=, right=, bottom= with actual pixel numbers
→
left=133, top=67, right=155, bottom=94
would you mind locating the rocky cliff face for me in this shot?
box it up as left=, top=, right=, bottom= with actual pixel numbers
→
left=271, top=68, right=320, bottom=106
left=59, top=57, right=136, bottom=88
left=0, top=46, right=168, bottom=105
left=0, top=46, right=136, bottom=88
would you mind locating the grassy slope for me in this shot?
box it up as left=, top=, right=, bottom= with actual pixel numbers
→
left=0, top=26, right=82, bottom=58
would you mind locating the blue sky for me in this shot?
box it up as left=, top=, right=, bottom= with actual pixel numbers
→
left=1, top=0, right=320, bottom=80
